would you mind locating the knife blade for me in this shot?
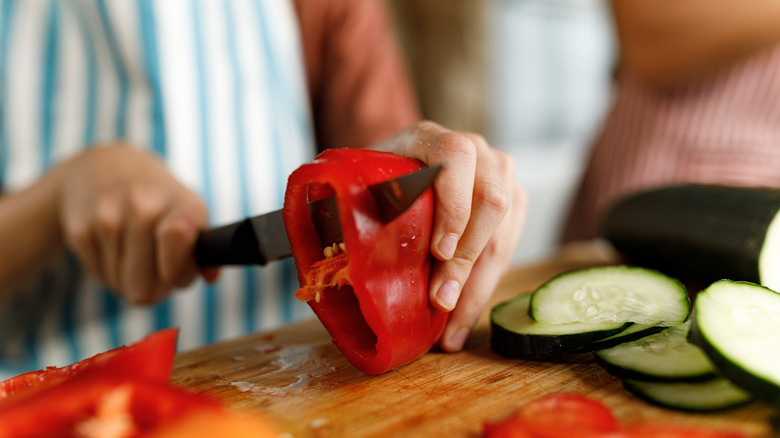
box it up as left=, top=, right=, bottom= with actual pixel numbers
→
left=194, top=165, right=442, bottom=267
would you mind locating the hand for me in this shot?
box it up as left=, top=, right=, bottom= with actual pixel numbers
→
left=55, top=145, right=212, bottom=304
left=374, top=121, right=527, bottom=351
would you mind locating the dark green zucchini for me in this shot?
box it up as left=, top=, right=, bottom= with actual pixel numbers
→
left=622, top=377, right=753, bottom=412
left=583, top=323, right=666, bottom=352
left=490, top=293, right=630, bottom=358
left=600, top=184, right=780, bottom=291
left=594, top=321, right=717, bottom=382
left=689, top=280, right=780, bottom=404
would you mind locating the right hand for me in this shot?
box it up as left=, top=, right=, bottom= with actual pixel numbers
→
left=55, top=145, right=212, bottom=304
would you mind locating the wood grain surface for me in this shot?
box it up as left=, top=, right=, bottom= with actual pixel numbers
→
left=171, top=241, right=776, bottom=437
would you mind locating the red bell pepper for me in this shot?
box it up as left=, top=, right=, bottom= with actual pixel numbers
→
left=0, top=375, right=222, bottom=438
left=0, top=328, right=178, bottom=400
left=0, top=328, right=280, bottom=437
left=283, top=148, right=449, bottom=375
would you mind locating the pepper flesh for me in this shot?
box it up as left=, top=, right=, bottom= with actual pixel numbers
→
left=283, top=148, right=448, bottom=375
left=0, top=329, right=281, bottom=437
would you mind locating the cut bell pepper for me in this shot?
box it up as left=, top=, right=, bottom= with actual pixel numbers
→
left=0, top=328, right=281, bottom=437
left=283, top=148, right=449, bottom=375
left=0, top=375, right=223, bottom=438
left=0, top=328, right=178, bottom=400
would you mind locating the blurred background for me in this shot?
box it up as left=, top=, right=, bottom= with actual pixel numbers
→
left=385, top=0, right=617, bottom=264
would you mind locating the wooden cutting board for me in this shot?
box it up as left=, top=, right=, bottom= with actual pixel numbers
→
left=171, top=242, right=776, bottom=437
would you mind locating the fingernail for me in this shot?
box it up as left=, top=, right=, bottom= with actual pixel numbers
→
left=434, top=280, right=460, bottom=311
left=438, top=233, right=458, bottom=260
left=444, top=327, right=470, bottom=352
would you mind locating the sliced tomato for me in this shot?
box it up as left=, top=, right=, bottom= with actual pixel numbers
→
left=617, top=424, right=748, bottom=438
left=483, top=394, right=750, bottom=438
left=484, top=394, right=619, bottom=438
left=483, top=416, right=534, bottom=438
left=0, top=328, right=178, bottom=400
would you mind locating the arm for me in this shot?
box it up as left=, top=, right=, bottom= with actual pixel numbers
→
left=293, top=0, right=420, bottom=150
left=0, top=146, right=210, bottom=304
left=613, top=0, right=780, bottom=87
left=294, top=0, right=526, bottom=352
left=0, top=169, right=63, bottom=298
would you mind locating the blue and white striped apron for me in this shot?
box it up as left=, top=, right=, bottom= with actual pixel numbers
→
left=0, top=0, right=315, bottom=378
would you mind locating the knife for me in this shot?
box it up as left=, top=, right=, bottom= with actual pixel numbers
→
left=195, top=165, right=442, bottom=267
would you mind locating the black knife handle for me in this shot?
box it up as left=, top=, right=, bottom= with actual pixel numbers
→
left=194, top=219, right=267, bottom=267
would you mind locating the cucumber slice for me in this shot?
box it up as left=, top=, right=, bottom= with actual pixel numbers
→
left=623, top=378, right=754, bottom=412
left=491, top=294, right=631, bottom=358
left=529, top=266, right=690, bottom=326
left=584, top=323, right=666, bottom=352
left=594, top=321, right=717, bottom=382
left=689, top=280, right=780, bottom=403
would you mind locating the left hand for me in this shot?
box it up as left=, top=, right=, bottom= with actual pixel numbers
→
left=373, top=120, right=527, bottom=351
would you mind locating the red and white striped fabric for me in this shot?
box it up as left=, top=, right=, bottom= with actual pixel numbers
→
left=564, top=44, right=780, bottom=241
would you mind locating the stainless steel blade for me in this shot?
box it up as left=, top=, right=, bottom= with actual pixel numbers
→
left=195, top=164, right=441, bottom=267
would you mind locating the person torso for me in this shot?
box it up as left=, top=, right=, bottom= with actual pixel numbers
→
left=0, top=0, right=316, bottom=376
left=565, top=44, right=780, bottom=241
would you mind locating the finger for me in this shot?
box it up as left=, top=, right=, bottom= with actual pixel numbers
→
left=429, top=147, right=514, bottom=311
left=94, top=196, right=124, bottom=292
left=440, top=185, right=528, bottom=352
left=156, top=195, right=208, bottom=289
left=429, top=134, right=476, bottom=261
left=63, top=218, right=104, bottom=285
left=373, top=121, right=477, bottom=261
left=439, top=253, right=505, bottom=353
left=121, top=188, right=168, bottom=304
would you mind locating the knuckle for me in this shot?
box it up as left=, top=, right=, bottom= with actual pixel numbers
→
left=128, top=187, right=164, bottom=228
left=462, top=132, right=489, bottom=151
left=94, top=200, right=123, bottom=236
left=476, top=176, right=512, bottom=215
left=446, top=198, right=472, bottom=223
left=414, top=120, right=444, bottom=133
left=454, top=245, right=482, bottom=267
left=435, top=132, right=478, bottom=160
left=156, top=218, right=181, bottom=244
left=157, top=214, right=194, bottom=243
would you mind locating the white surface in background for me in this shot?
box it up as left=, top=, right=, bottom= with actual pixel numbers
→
left=488, top=0, right=616, bottom=265
left=507, top=142, right=589, bottom=265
